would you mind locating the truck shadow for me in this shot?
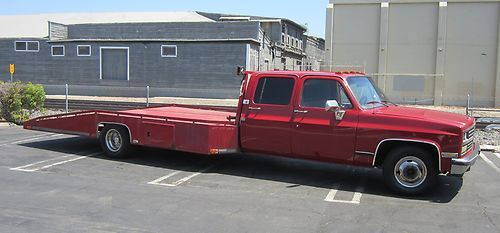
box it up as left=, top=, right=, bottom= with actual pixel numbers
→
left=20, top=137, right=462, bottom=203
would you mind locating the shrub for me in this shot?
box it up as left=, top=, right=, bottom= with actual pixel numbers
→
left=0, top=82, right=46, bottom=125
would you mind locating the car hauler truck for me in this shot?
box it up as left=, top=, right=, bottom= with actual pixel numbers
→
left=24, top=71, right=479, bottom=195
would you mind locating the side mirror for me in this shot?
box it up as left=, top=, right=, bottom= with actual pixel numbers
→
left=325, top=100, right=340, bottom=112
left=325, top=100, right=346, bottom=121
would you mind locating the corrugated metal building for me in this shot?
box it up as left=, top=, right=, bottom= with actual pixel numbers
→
left=325, top=0, right=500, bottom=107
left=0, top=12, right=319, bottom=98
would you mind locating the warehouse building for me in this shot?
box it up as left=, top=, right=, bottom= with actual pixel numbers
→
left=0, top=12, right=320, bottom=98
left=325, top=0, right=500, bottom=107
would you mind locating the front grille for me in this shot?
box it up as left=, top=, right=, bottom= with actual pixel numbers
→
left=464, top=141, right=474, bottom=154
left=466, top=126, right=475, bottom=139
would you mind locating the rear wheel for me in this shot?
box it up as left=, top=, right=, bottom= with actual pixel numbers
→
left=382, top=146, right=437, bottom=195
left=100, top=125, right=131, bottom=159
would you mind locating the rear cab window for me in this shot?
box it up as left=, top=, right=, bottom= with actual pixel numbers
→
left=253, top=77, right=295, bottom=105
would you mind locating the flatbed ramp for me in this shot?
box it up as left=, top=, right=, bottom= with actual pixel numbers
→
left=24, top=105, right=239, bottom=155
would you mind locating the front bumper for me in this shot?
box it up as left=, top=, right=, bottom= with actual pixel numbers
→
left=450, top=142, right=480, bottom=176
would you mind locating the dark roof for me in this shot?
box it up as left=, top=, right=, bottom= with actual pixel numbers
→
left=196, top=11, right=307, bottom=31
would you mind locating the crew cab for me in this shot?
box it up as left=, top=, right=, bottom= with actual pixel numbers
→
left=24, top=71, right=479, bottom=195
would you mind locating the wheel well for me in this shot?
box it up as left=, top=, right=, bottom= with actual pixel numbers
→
left=374, top=141, right=440, bottom=171
left=97, top=123, right=131, bottom=141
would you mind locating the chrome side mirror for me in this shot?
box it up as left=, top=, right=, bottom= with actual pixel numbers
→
left=325, top=100, right=339, bottom=112
left=325, top=100, right=345, bottom=121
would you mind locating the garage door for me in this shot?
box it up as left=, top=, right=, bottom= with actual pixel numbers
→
left=100, top=47, right=129, bottom=80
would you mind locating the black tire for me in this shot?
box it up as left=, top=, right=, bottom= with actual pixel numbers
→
left=99, top=125, right=132, bottom=159
left=382, top=146, right=437, bottom=195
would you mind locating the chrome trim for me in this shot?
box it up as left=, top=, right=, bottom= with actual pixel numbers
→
left=373, top=138, right=442, bottom=172
left=441, top=152, right=459, bottom=159
left=450, top=143, right=480, bottom=176
left=97, top=122, right=133, bottom=143
left=355, top=151, right=375, bottom=156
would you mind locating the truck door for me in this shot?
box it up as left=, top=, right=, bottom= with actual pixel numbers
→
left=240, top=75, right=296, bottom=156
left=291, top=77, right=358, bottom=164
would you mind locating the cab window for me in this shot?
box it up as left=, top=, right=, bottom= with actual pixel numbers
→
left=254, top=77, right=295, bottom=105
left=300, top=79, right=352, bottom=109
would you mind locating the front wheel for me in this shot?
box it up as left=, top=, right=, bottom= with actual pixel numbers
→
left=100, top=125, right=132, bottom=159
left=382, top=146, right=437, bottom=195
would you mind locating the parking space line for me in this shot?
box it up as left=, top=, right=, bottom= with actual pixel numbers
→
left=10, top=151, right=101, bottom=172
left=494, top=153, right=500, bottom=160
left=0, top=133, right=63, bottom=147
left=147, top=171, right=183, bottom=187
left=148, top=161, right=223, bottom=187
left=324, top=179, right=365, bottom=205
left=480, top=153, right=500, bottom=174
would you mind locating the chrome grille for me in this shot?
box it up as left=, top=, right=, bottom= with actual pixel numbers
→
left=466, top=126, right=475, bottom=139
left=464, top=141, right=474, bottom=153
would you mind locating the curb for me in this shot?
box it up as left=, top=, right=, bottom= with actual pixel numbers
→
left=480, top=145, right=499, bottom=152
left=0, top=122, right=14, bottom=127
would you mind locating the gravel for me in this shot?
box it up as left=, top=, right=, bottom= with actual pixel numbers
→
left=476, top=129, right=500, bottom=146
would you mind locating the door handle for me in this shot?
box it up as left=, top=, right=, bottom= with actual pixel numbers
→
left=294, top=110, right=309, bottom=114
left=248, top=107, right=261, bottom=110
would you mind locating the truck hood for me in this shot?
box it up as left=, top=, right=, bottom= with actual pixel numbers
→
left=373, top=106, right=473, bottom=129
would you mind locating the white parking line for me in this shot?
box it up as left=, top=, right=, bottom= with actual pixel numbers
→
left=148, top=162, right=222, bottom=187
left=147, top=171, right=183, bottom=187
left=10, top=151, right=100, bottom=172
left=324, top=179, right=365, bottom=205
left=494, top=153, right=500, bottom=160
left=0, top=134, right=64, bottom=147
left=480, top=153, right=500, bottom=174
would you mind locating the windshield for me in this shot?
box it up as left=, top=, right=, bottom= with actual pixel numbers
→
left=347, top=76, right=391, bottom=109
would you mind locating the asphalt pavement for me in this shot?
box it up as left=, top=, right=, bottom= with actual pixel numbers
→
left=0, top=125, right=499, bottom=233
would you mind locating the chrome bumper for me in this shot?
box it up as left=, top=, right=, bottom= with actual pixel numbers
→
left=450, top=143, right=480, bottom=176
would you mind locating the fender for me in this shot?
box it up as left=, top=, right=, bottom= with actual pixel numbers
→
left=373, top=138, right=442, bottom=172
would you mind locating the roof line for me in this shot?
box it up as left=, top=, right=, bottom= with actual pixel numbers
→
left=48, top=38, right=261, bottom=43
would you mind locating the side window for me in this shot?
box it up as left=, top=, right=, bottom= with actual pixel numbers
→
left=300, top=79, right=352, bottom=109
left=254, top=77, right=295, bottom=105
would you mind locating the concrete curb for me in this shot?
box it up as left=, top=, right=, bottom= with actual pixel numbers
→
left=0, top=122, right=16, bottom=127
left=480, top=145, right=500, bottom=152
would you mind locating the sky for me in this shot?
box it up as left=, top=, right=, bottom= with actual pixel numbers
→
left=0, top=0, right=329, bottom=38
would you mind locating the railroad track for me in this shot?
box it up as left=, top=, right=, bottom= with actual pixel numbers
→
left=44, top=99, right=155, bottom=111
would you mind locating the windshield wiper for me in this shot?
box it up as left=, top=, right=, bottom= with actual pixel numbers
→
left=381, top=100, right=398, bottom=106
left=365, top=101, right=390, bottom=107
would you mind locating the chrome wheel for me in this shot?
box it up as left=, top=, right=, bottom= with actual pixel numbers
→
left=105, top=129, right=122, bottom=152
left=393, top=156, right=428, bottom=188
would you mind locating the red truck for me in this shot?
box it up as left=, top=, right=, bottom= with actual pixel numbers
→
left=24, top=71, right=479, bottom=195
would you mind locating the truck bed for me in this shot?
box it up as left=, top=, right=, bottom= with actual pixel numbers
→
left=24, top=105, right=239, bottom=155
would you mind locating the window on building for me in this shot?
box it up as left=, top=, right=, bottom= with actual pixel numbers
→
left=51, top=45, right=65, bottom=56
left=300, top=79, right=352, bottom=109
left=77, top=45, right=91, bottom=56
left=281, top=33, right=286, bottom=45
left=15, top=41, right=39, bottom=52
left=161, top=45, right=177, bottom=57
left=287, top=36, right=291, bottom=47
left=254, top=77, right=295, bottom=105
left=281, top=58, right=287, bottom=70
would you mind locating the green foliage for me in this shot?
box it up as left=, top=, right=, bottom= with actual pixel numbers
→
left=0, top=82, right=46, bottom=125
